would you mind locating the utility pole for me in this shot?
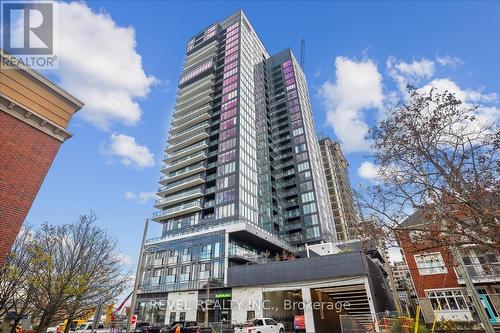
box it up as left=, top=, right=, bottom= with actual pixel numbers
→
left=450, top=247, right=494, bottom=333
left=126, top=219, right=149, bottom=333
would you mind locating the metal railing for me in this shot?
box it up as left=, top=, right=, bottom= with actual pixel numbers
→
left=455, top=262, right=500, bottom=280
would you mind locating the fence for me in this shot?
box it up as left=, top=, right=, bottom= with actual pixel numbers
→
left=340, top=312, right=413, bottom=333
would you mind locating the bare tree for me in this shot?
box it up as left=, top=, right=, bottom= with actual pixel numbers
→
left=356, top=86, right=499, bottom=251
left=27, top=213, right=130, bottom=333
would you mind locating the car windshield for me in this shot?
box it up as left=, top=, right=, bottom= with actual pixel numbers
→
left=252, top=320, right=264, bottom=327
left=76, top=325, right=87, bottom=330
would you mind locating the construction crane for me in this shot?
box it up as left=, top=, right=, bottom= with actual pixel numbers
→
left=300, top=38, right=305, bottom=69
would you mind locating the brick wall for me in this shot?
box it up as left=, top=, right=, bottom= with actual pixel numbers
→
left=0, top=111, right=61, bottom=265
left=398, top=231, right=459, bottom=298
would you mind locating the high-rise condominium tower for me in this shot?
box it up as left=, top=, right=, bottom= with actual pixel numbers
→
left=318, top=137, right=359, bottom=241
left=140, top=10, right=335, bottom=298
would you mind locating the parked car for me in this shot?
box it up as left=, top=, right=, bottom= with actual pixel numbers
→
left=160, top=321, right=211, bottom=333
left=293, top=315, right=305, bottom=333
left=234, top=318, right=284, bottom=333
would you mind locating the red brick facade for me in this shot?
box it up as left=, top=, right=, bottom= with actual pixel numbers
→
left=398, top=231, right=460, bottom=298
left=0, top=111, right=61, bottom=265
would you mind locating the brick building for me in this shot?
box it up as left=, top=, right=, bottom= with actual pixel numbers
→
left=0, top=50, right=83, bottom=265
left=397, top=209, right=500, bottom=325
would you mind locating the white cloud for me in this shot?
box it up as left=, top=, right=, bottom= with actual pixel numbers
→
left=56, top=2, right=156, bottom=129
left=357, top=161, right=380, bottom=182
left=319, top=56, right=383, bottom=152
left=124, top=191, right=156, bottom=204
left=387, top=56, right=435, bottom=95
left=419, top=78, right=499, bottom=131
left=104, top=134, right=155, bottom=169
left=420, top=78, right=497, bottom=104
left=435, top=55, right=463, bottom=67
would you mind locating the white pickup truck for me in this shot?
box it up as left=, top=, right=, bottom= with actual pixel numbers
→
left=234, top=318, right=284, bottom=333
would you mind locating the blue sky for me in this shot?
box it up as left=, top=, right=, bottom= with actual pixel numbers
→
left=26, top=1, right=499, bottom=273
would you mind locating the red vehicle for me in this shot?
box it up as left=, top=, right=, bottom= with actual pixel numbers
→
left=293, top=315, right=305, bottom=333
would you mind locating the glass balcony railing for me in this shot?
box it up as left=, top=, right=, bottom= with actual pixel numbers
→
left=228, top=244, right=260, bottom=261
left=169, top=122, right=209, bottom=143
left=153, top=200, right=202, bottom=219
left=155, top=187, right=203, bottom=206
left=158, top=174, right=204, bottom=192
left=165, top=162, right=206, bottom=179
left=166, top=140, right=207, bottom=160
left=163, top=151, right=207, bottom=170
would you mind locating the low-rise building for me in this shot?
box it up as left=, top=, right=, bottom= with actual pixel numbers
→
left=397, top=209, right=500, bottom=325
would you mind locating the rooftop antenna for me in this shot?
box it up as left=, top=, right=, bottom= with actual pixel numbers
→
left=300, top=38, right=305, bottom=69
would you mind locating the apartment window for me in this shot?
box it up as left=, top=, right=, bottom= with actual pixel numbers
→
left=216, top=203, right=235, bottom=218
left=306, top=227, right=320, bottom=239
left=291, top=120, right=302, bottom=129
left=426, top=290, right=468, bottom=310
left=414, top=253, right=447, bottom=275
left=200, top=244, right=212, bottom=260
left=292, top=134, right=305, bottom=144
left=297, top=161, right=310, bottom=172
left=298, top=171, right=311, bottom=182
left=288, top=98, right=299, bottom=107
left=220, top=117, right=237, bottom=131
left=217, top=174, right=235, bottom=190
left=303, top=203, right=317, bottom=214
left=217, top=162, right=236, bottom=176
left=216, top=189, right=236, bottom=204
left=219, top=138, right=236, bottom=152
left=300, top=181, right=313, bottom=192
left=292, top=127, right=304, bottom=136
left=304, top=214, right=319, bottom=226
left=220, top=127, right=236, bottom=141
left=294, top=143, right=307, bottom=154
left=221, top=107, right=237, bottom=121
left=218, top=149, right=236, bottom=163
left=301, top=192, right=315, bottom=203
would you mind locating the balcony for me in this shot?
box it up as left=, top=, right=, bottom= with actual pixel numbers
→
left=165, top=140, right=208, bottom=162
left=155, top=187, right=204, bottom=208
left=162, top=151, right=207, bottom=172
left=158, top=173, right=205, bottom=193
left=169, top=122, right=210, bottom=144
left=152, top=199, right=202, bottom=221
left=170, top=112, right=211, bottom=135
left=184, top=41, right=217, bottom=70
left=162, top=162, right=206, bottom=181
left=174, top=92, right=212, bottom=115
left=166, top=130, right=210, bottom=153
left=228, top=244, right=260, bottom=263
left=455, top=263, right=500, bottom=284
left=171, top=104, right=211, bottom=129
left=176, top=75, right=213, bottom=101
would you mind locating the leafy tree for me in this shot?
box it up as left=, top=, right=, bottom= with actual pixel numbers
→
left=1, top=213, right=130, bottom=333
left=0, top=226, right=38, bottom=333
left=356, top=86, right=499, bottom=251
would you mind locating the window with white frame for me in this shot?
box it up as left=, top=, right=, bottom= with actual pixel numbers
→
left=414, top=252, right=447, bottom=275
left=426, top=289, right=468, bottom=310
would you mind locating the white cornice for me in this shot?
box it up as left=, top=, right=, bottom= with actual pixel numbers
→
left=0, top=93, right=72, bottom=142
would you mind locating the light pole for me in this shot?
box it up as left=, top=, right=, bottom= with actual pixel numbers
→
left=126, top=219, right=149, bottom=333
